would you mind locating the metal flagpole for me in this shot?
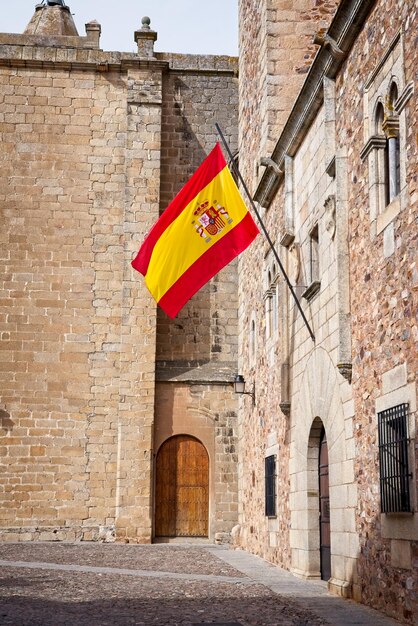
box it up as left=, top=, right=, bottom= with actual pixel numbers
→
left=215, top=123, right=315, bottom=343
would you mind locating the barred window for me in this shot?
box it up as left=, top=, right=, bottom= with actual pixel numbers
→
left=265, top=455, right=276, bottom=517
left=378, top=403, right=412, bottom=513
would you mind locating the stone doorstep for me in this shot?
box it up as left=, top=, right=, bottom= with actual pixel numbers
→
left=153, top=537, right=211, bottom=544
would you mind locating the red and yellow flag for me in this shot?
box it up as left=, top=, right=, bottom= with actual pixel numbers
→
left=131, top=143, right=259, bottom=318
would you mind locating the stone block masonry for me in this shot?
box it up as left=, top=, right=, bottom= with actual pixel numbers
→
left=0, top=59, right=160, bottom=542
left=0, top=10, right=239, bottom=544
left=236, top=0, right=417, bottom=623
left=335, top=0, right=418, bottom=621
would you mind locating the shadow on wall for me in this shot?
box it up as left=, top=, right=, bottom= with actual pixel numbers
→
left=0, top=408, right=14, bottom=433
left=155, top=77, right=220, bottom=366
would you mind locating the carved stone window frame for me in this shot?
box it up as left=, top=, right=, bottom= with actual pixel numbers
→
left=302, top=222, right=321, bottom=301
left=360, top=31, right=413, bottom=239
left=264, top=259, right=280, bottom=343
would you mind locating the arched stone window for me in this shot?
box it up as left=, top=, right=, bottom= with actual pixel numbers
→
left=360, top=33, right=413, bottom=242
left=383, top=82, right=401, bottom=203
left=366, top=83, right=402, bottom=216
left=374, top=101, right=389, bottom=211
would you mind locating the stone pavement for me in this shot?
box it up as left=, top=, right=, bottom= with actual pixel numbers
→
left=0, top=542, right=402, bottom=626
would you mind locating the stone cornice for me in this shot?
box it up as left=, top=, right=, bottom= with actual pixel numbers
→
left=360, top=134, right=387, bottom=161
left=155, top=360, right=237, bottom=384
left=254, top=0, right=377, bottom=208
left=396, top=81, right=414, bottom=113
left=167, top=68, right=238, bottom=77
left=0, top=44, right=169, bottom=72
left=0, top=44, right=238, bottom=76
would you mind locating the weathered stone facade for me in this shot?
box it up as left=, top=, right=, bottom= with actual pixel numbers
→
left=237, top=0, right=417, bottom=624
left=2, top=1, right=417, bottom=624
left=0, top=3, right=239, bottom=544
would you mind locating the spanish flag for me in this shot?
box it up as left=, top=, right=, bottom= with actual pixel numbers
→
left=131, top=143, right=259, bottom=318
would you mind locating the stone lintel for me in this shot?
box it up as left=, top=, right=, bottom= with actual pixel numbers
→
left=0, top=32, right=97, bottom=49
left=165, top=67, right=238, bottom=78
left=0, top=44, right=169, bottom=73
left=302, top=281, right=321, bottom=301
left=156, top=360, right=237, bottom=384
left=360, top=134, right=386, bottom=161
left=280, top=231, right=295, bottom=248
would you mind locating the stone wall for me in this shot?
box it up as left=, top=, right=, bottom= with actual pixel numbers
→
left=154, top=382, right=238, bottom=540
left=0, top=56, right=161, bottom=541
left=156, top=54, right=239, bottom=366
left=335, top=0, right=417, bottom=620
left=238, top=0, right=339, bottom=192
left=236, top=0, right=340, bottom=572
left=0, top=14, right=240, bottom=544
left=237, top=0, right=417, bottom=622
left=154, top=54, right=240, bottom=540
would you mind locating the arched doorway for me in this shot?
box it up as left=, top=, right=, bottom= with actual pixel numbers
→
left=155, top=435, right=209, bottom=538
left=319, top=427, right=331, bottom=580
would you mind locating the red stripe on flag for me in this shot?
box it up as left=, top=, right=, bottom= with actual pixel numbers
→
left=132, top=143, right=226, bottom=276
left=157, top=212, right=259, bottom=318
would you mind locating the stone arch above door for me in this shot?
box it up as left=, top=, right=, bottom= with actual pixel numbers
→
left=289, top=347, right=357, bottom=587
left=292, top=347, right=345, bottom=462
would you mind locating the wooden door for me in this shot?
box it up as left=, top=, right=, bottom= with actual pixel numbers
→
left=155, top=435, right=209, bottom=537
left=319, top=428, right=331, bottom=580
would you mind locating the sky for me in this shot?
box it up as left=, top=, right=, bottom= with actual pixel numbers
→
left=2, top=0, right=239, bottom=56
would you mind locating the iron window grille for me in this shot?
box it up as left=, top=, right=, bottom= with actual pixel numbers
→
left=378, top=403, right=412, bottom=513
left=265, top=455, right=277, bottom=517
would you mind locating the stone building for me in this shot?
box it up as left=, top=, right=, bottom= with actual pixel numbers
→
left=236, top=0, right=417, bottom=624
left=0, top=1, right=240, bottom=544
left=1, top=0, right=417, bottom=624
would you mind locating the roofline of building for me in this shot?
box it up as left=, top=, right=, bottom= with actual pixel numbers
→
left=253, top=0, right=377, bottom=208
left=0, top=43, right=238, bottom=76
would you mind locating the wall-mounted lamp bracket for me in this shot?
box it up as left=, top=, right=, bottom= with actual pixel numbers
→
left=234, top=374, right=255, bottom=406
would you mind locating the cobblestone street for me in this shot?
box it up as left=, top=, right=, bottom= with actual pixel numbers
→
left=0, top=543, right=402, bottom=625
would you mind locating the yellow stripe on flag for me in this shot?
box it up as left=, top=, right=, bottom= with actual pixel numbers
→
left=145, top=165, right=248, bottom=302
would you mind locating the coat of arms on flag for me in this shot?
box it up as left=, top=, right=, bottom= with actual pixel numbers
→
left=193, top=201, right=233, bottom=242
